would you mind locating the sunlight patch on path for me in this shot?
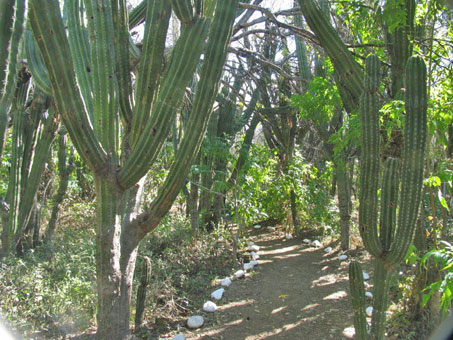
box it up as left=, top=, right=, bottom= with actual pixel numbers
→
left=217, top=298, right=255, bottom=311
left=259, top=245, right=300, bottom=256
left=323, top=290, right=347, bottom=300
left=311, top=273, right=337, bottom=288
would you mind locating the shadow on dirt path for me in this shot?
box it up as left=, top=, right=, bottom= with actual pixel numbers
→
left=185, top=232, right=358, bottom=340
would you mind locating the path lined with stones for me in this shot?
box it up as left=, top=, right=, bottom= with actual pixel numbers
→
left=169, top=231, right=373, bottom=340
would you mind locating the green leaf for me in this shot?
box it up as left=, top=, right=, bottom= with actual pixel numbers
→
left=438, top=189, right=450, bottom=211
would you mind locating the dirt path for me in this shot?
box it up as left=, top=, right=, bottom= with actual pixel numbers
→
left=182, top=231, right=360, bottom=340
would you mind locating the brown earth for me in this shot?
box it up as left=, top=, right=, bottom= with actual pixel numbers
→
left=164, top=230, right=373, bottom=340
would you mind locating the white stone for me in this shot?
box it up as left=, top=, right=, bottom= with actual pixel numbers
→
left=211, top=288, right=225, bottom=300
left=365, top=291, right=373, bottom=299
left=250, top=260, right=259, bottom=266
left=254, top=224, right=262, bottom=229
left=250, top=251, right=260, bottom=260
left=324, top=246, right=333, bottom=253
left=312, top=240, right=322, bottom=247
left=187, top=315, right=204, bottom=329
left=234, top=269, right=245, bottom=278
left=303, top=239, right=311, bottom=244
left=338, top=254, right=348, bottom=260
left=172, top=334, right=186, bottom=340
left=203, top=301, right=217, bottom=312
left=286, top=234, right=293, bottom=239
left=221, top=277, right=232, bottom=287
left=248, top=244, right=260, bottom=252
left=267, top=226, right=276, bottom=231
left=243, top=262, right=254, bottom=271
left=366, top=306, right=373, bottom=317
left=363, top=272, right=370, bottom=280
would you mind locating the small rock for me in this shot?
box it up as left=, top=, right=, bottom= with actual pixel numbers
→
left=366, top=306, right=373, bottom=317
left=172, top=334, right=186, bottom=340
left=250, top=260, right=259, bottom=266
left=303, top=239, right=311, bottom=244
left=312, top=240, right=322, bottom=247
left=234, top=269, right=245, bottom=278
left=365, top=291, right=373, bottom=299
left=286, top=234, right=293, bottom=239
left=254, top=224, right=262, bottom=229
left=363, top=272, right=370, bottom=280
left=250, top=251, right=260, bottom=260
left=324, top=246, right=332, bottom=253
left=248, top=244, right=260, bottom=252
left=203, top=301, right=217, bottom=312
left=221, top=277, right=232, bottom=287
left=338, top=254, right=348, bottom=260
left=211, top=288, right=225, bottom=300
left=267, top=226, right=276, bottom=231
left=187, top=315, right=204, bottom=329
left=243, top=262, right=254, bottom=271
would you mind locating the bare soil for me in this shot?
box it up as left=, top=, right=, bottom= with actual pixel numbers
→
left=164, top=230, right=372, bottom=340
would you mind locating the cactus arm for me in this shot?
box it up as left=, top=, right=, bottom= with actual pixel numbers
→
left=84, top=0, right=118, bottom=155
left=129, top=0, right=171, bottom=147
left=127, top=0, right=240, bottom=238
left=129, top=0, right=146, bottom=29
left=386, top=56, right=427, bottom=265
left=0, top=0, right=15, bottom=88
left=298, top=0, right=362, bottom=113
left=171, top=0, right=194, bottom=23
left=379, top=158, right=401, bottom=252
left=0, top=0, right=26, bottom=161
left=16, top=106, right=59, bottom=245
left=112, top=0, right=133, bottom=128
left=65, top=0, right=94, bottom=118
left=24, top=30, right=51, bottom=95
left=28, top=0, right=108, bottom=173
left=293, top=0, right=312, bottom=86
left=359, top=55, right=383, bottom=258
left=119, top=17, right=210, bottom=188
left=349, top=261, right=368, bottom=340
left=0, top=0, right=25, bottom=104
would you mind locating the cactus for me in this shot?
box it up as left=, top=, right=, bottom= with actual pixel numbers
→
left=349, top=55, right=427, bottom=340
left=26, top=0, right=239, bottom=337
left=135, top=256, right=151, bottom=330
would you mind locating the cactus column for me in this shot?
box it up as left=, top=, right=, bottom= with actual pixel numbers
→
left=349, top=55, right=427, bottom=340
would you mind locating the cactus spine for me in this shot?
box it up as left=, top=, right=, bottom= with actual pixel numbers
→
left=135, top=256, right=151, bottom=330
left=350, top=55, right=427, bottom=340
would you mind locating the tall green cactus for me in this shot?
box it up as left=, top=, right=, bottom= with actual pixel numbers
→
left=350, top=55, right=427, bottom=340
left=25, top=0, right=239, bottom=338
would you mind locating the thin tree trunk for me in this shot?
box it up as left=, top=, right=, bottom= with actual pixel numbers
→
left=337, top=162, right=350, bottom=250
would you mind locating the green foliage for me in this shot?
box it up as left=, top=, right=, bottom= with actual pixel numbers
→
left=382, top=0, right=408, bottom=33
left=380, top=100, right=405, bottom=140
left=290, top=61, right=341, bottom=125
left=237, top=145, right=335, bottom=229
left=420, top=241, right=453, bottom=316
left=0, top=223, right=96, bottom=337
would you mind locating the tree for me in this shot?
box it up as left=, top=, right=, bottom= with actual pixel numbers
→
left=16, top=0, right=240, bottom=338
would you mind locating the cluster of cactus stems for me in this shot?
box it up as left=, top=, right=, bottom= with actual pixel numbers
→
left=22, top=0, right=240, bottom=337
left=349, top=54, right=427, bottom=340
